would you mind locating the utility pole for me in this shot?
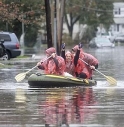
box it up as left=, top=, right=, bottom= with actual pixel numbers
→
left=59, top=0, right=65, bottom=54
left=54, top=0, right=57, bottom=53
left=56, top=0, right=60, bottom=55
left=44, top=0, right=53, bottom=48
left=50, top=0, right=54, bottom=46
left=49, top=0, right=65, bottom=54
left=56, top=0, right=65, bottom=55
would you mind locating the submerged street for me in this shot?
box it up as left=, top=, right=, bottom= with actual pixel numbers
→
left=0, top=44, right=124, bottom=127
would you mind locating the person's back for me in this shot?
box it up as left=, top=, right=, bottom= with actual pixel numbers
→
left=53, top=55, right=65, bottom=75
left=83, top=52, right=98, bottom=78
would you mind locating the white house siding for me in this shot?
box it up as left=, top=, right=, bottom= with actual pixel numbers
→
left=63, top=14, right=81, bottom=40
left=63, top=21, right=80, bottom=40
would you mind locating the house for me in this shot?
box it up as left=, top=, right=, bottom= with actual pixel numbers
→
left=111, top=2, right=124, bottom=35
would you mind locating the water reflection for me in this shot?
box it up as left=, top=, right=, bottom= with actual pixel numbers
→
left=1, top=86, right=124, bottom=126
left=15, top=88, right=26, bottom=103
left=71, top=87, right=97, bottom=124
left=26, top=87, right=97, bottom=126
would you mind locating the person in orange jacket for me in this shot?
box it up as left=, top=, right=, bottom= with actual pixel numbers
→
left=72, top=43, right=99, bottom=79
left=37, top=47, right=65, bottom=75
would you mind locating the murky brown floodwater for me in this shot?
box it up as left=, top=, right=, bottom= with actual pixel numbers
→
left=0, top=44, right=124, bottom=127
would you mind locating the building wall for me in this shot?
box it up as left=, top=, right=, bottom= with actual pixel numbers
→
left=111, top=2, right=124, bottom=35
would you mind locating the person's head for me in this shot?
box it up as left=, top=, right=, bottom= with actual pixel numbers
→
left=71, top=45, right=79, bottom=56
left=65, top=51, right=73, bottom=61
left=71, top=45, right=84, bottom=56
left=45, top=47, right=56, bottom=57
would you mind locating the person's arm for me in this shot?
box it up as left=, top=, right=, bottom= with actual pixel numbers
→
left=61, top=43, right=66, bottom=60
left=53, top=57, right=59, bottom=70
left=51, top=53, right=59, bottom=71
left=84, top=53, right=99, bottom=70
left=74, top=49, right=80, bottom=66
left=61, top=50, right=66, bottom=60
left=37, top=62, right=45, bottom=70
left=74, top=43, right=83, bottom=66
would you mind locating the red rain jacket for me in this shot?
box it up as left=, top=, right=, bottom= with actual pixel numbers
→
left=72, top=45, right=98, bottom=79
left=38, top=47, right=65, bottom=75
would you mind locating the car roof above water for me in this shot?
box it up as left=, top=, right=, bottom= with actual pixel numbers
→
left=0, top=31, right=19, bottom=42
left=0, top=31, right=17, bottom=36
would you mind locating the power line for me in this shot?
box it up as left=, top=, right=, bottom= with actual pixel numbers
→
left=66, top=2, right=124, bottom=13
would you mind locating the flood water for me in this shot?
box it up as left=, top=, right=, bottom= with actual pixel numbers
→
left=0, top=44, right=124, bottom=127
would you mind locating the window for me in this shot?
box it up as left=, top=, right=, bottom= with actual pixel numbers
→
left=114, top=8, right=120, bottom=15
left=117, top=24, right=120, bottom=32
left=0, top=34, right=11, bottom=41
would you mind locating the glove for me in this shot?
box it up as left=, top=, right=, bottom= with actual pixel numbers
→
left=61, top=43, right=65, bottom=50
left=90, top=65, right=95, bottom=70
left=78, top=42, right=83, bottom=49
left=51, top=53, right=56, bottom=58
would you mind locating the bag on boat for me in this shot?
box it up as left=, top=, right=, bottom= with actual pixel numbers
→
left=63, top=72, right=73, bottom=77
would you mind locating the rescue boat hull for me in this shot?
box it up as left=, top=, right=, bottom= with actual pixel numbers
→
left=28, top=73, right=97, bottom=88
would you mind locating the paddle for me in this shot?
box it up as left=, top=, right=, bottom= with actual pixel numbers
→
left=79, top=58, right=117, bottom=85
left=15, top=55, right=52, bottom=82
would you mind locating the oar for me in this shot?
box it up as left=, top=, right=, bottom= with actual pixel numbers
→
left=79, top=58, right=117, bottom=85
left=15, top=55, right=52, bottom=82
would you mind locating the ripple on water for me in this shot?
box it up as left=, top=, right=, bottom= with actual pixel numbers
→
left=95, top=80, right=124, bottom=88
left=0, top=83, right=29, bottom=89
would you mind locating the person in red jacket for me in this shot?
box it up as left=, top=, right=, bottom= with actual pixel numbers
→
left=37, top=47, right=65, bottom=75
left=61, top=43, right=75, bottom=76
left=61, top=43, right=89, bottom=78
left=72, top=43, right=99, bottom=79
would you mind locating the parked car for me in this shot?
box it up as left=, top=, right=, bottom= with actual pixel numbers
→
left=0, top=31, right=21, bottom=60
left=97, top=32, right=115, bottom=43
left=89, top=37, right=115, bottom=48
left=114, top=34, right=124, bottom=42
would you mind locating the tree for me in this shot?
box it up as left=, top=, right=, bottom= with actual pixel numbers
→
left=95, top=0, right=114, bottom=30
left=0, top=0, right=45, bottom=47
left=64, top=0, right=114, bottom=39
